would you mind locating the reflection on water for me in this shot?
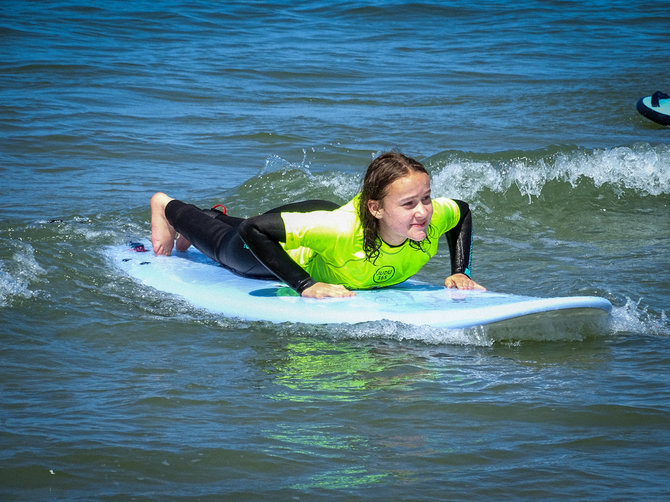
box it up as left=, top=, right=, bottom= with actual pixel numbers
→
left=264, top=339, right=434, bottom=402
left=257, top=339, right=437, bottom=490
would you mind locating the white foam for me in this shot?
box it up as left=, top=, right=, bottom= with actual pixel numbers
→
left=280, top=314, right=611, bottom=346
left=555, top=145, right=670, bottom=196
left=284, top=320, right=494, bottom=347
left=431, top=144, right=670, bottom=200
left=609, top=298, right=670, bottom=337
left=0, top=243, right=46, bottom=307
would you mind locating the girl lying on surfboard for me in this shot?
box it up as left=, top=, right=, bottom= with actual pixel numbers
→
left=150, top=152, right=485, bottom=298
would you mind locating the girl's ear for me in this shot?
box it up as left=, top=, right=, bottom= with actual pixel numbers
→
left=367, top=199, right=382, bottom=219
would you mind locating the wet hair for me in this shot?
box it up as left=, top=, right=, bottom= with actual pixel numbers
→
left=358, top=152, right=429, bottom=262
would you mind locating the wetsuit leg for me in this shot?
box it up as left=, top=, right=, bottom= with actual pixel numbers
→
left=165, top=200, right=274, bottom=279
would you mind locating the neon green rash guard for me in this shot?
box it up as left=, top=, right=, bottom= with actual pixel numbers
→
left=280, top=196, right=461, bottom=289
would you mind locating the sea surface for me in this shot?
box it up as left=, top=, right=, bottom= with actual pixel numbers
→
left=1, top=1, right=669, bottom=500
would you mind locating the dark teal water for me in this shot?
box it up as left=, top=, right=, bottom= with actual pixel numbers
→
left=1, top=1, right=669, bottom=500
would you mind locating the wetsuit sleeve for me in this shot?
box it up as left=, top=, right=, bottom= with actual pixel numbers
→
left=444, top=200, right=473, bottom=278
left=238, top=213, right=317, bottom=294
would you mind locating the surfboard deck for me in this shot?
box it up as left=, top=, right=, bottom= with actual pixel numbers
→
left=108, top=242, right=612, bottom=330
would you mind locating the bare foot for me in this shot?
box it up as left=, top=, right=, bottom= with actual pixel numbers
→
left=150, top=192, right=176, bottom=255
left=175, top=234, right=191, bottom=252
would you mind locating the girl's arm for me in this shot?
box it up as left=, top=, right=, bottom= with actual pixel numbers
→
left=238, top=213, right=354, bottom=297
left=238, top=213, right=316, bottom=294
left=444, top=200, right=485, bottom=290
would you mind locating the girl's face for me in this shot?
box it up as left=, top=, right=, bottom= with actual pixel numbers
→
left=367, top=171, right=433, bottom=246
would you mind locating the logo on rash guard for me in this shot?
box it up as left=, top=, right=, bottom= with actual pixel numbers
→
left=373, top=266, right=395, bottom=283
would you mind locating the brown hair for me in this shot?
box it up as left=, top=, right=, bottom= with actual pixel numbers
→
left=358, top=152, right=429, bottom=262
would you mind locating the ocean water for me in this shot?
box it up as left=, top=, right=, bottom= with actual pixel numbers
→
left=1, top=1, right=669, bottom=500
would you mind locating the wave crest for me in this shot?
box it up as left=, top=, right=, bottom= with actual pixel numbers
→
left=429, top=143, right=670, bottom=201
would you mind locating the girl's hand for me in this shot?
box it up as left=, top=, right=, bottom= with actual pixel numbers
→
left=445, top=273, right=486, bottom=291
left=301, top=282, right=356, bottom=299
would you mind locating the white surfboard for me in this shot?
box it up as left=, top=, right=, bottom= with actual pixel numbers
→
left=108, top=242, right=612, bottom=330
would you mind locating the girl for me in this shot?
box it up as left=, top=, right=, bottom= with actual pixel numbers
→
left=150, top=152, right=484, bottom=298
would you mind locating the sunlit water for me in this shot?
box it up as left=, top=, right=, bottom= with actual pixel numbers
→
left=1, top=1, right=669, bottom=500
